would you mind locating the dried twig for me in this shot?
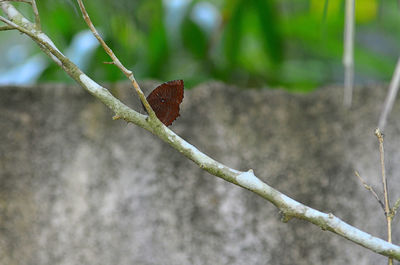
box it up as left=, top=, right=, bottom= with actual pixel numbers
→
left=30, top=0, right=40, bottom=30
left=0, top=25, right=14, bottom=30
left=375, top=129, right=391, bottom=215
left=75, top=0, right=156, bottom=122
left=375, top=128, right=393, bottom=265
left=0, top=0, right=41, bottom=29
left=378, top=57, right=400, bottom=131
left=0, top=0, right=31, bottom=3
left=354, top=171, right=385, bottom=210
left=0, top=15, right=17, bottom=28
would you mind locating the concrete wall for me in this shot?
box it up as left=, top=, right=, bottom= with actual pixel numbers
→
left=1, top=82, right=400, bottom=265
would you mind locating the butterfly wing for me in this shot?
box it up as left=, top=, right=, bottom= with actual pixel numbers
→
left=146, top=80, right=184, bottom=126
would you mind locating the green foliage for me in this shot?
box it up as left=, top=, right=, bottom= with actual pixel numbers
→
left=252, top=0, right=283, bottom=64
left=181, top=15, right=208, bottom=60
left=2, top=0, right=400, bottom=91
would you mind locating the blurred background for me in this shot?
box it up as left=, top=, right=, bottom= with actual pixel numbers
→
left=0, top=0, right=399, bottom=91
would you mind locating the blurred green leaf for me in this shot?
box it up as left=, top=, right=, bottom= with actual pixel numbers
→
left=2, top=0, right=400, bottom=91
left=252, top=0, right=283, bottom=64
left=144, top=0, right=169, bottom=78
left=223, top=0, right=246, bottom=69
left=181, top=17, right=208, bottom=59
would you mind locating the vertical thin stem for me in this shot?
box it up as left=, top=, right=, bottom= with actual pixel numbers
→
left=31, top=0, right=41, bottom=30
left=375, top=128, right=393, bottom=265
left=378, top=57, right=400, bottom=131
left=343, top=0, right=355, bottom=107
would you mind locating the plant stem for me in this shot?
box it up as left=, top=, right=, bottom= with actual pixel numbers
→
left=343, top=0, right=355, bottom=107
left=375, top=128, right=393, bottom=265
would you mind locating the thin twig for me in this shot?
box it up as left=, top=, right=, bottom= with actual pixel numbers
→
left=0, top=0, right=31, bottom=3
left=75, top=0, right=157, bottom=122
left=0, top=25, right=14, bottom=30
left=0, top=0, right=41, bottom=29
left=343, top=0, right=355, bottom=107
left=0, top=14, right=18, bottom=28
left=378, top=57, right=400, bottom=131
left=354, top=171, right=385, bottom=210
left=30, top=0, right=40, bottom=30
left=375, top=128, right=393, bottom=265
left=0, top=14, right=62, bottom=67
left=375, top=128, right=391, bottom=215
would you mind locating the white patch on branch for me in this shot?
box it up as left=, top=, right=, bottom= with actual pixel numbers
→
left=38, top=32, right=63, bottom=54
left=79, top=74, right=112, bottom=98
left=169, top=130, right=204, bottom=158
left=3, top=3, right=19, bottom=17
left=236, top=170, right=263, bottom=190
left=79, top=74, right=101, bottom=93
left=21, top=16, right=30, bottom=24
left=2, top=2, right=30, bottom=24
left=229, top=168, right=241, bottom=174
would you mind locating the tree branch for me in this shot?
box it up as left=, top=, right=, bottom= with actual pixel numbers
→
left=0, top=0, right=40, bottom=29
left=0, top=0, right=31, bottom=3
left=75, top=0, right=156, bottom=120
left=0, top=24, right=14, bottom=30
left=2, top=1, right=400, bottom=261
left=375, top=128, right=393, bottom=265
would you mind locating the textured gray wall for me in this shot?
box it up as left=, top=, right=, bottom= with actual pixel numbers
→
left=1, top=82, right=400, bottom=265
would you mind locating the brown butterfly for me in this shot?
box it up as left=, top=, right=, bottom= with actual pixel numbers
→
left=145, top=80, right=184, bottom=126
